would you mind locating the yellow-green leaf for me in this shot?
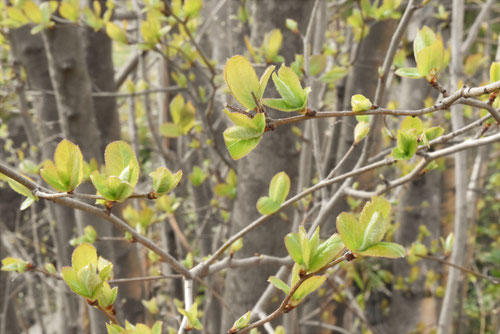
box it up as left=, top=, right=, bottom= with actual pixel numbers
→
left=104, top=141, right=139, bottom=187
left=351, top=94, right=372, bottom=112
left=224, top=55, right=260, bottom=110
left=72, top=243, right=98, bottom=272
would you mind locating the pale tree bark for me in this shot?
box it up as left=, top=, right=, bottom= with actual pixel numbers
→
left=40, top=22, right=117, bottom=333
left=220, top=1, right=312, bottom=331
left=9, top=26, right=80, bottom=334
left=438, top=0, right=468, bottom=332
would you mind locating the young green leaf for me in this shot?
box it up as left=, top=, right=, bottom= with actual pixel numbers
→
left=358, top=196, right=390, bottom=251
left=268, top=276, right=291, bottom=295
left=395, top=67, right=423, bottom=79
left=1, top=257, right=30, bottom=274
left=284, top=233, right=303, bottom=265
left=320, top=67, right=349, bottom=83
left=6, top=177, right=38, bottom=211
left=231, top=311, right=252, bottom=331
left=351, top=94, right=372, bottom=112
left=392, top=130, right=418, bottom=160
left=149, top=167, right=182, bottom=196
left=356, top=242, right=405, bottom=258
left=106, top=22, right=128, bottom=44
left=40, top=139, right=84, bottom=192
left=354, top=121, right=370, bottom=144
left=309, top=55, right=327, bottom=76
left=490, top=62, right=500, bottom=83
left=104, top=141, right=140, bottom=187
left=223, top=112, right=266, bottom=160
left=291, top=275, right=326, bottom=305
left=72, top=243, right=98, bottom=272
left=256, top=171, right=290, bottom=215
left=189, top=166, right=207, bottom=186
left=262, top=29, right=283, bottom=63
left=263, top=64, right=311, bottom=113
left=285, top=18, right=298, bottom=33
left=336, top=212, right=362, bottom=252
left=224, top=55, right=261, bottom=110
left=308, top=233, right=344, bottom=273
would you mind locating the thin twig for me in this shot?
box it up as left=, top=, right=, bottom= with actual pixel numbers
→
left=417, top=254, right=500, bottom=284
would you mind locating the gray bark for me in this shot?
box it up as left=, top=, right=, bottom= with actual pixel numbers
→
left=9, top=26, right=80, bottom=334
left=220, top=1, right=312, bottom=331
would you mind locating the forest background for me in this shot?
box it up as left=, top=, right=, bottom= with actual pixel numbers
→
left=0, top=0, right=499, bottom=334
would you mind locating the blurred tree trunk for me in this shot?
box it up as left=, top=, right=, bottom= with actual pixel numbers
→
left=9, top=26, right=79, bottom=334
left=220, top=1, right=312, bottom=331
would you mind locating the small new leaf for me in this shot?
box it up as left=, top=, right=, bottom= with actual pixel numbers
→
left=351, top=94, right=372, bottom=112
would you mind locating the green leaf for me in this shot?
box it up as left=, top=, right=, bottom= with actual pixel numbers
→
left=40, top=139, right=83, bottom=192
left=300, top=227, right=311, bottom=269
left=223, top=113, right=265, bottom=160
left=351, top=94, right=372, bottom=112
left=7, top=177, right=38, bottom=210
left=257, top=65, right=275, bottom=100
left=97, top=282, right=118, bottom=307
left=358, top=196, right=390, bottom=251
left=395, top=67, right=423, bottom=79
left=106, top=323, right=125, bottom=334
left=261, top=98, right=299, bottom=112
left=357, top=242, right=405, bottom=258
left=392, top=130, right=418, bottom=160
left=273, top=65, right=305, bottom=107
left=20, top=197, right=36, bottom=211
left=285, top=18, right=298, bottom=33
left=336, top=212, right=361, bottom=252
left=54, top=139, right=84, bottom=190
left=160, top=123, right=183, bottom=138
left=169, top=94, right=195, bottom=134
left=256, top=171, right=290, bottom=215
left=183, top=0, right=203, bottom=18
left=490, top=62, right=500, bottom=83
left=76, top=264, right=102, bottom=299
left=400, top=116, right=423, bottom=134
left=354, top=121, right=370, bottom=144
left=232, top=311, right=251, bottom=331
left=256, top=197, right=281, bottom=215
left=423, top=126, right=444, bottom=147
left=291, top=275, right=326, bottom=305
left=308, top=233, right=344, bottom=273
left=268, top=172, right=290, bottom=204
left=320, top=67, right=349, bottom=83
left=268, top=276, right=291, bottom=295
left=105, top=176, right=134, bottom=202
left=309, top=55, right=327, bottom=76
left=104, top=141, right=139, bottom=187
left=189, top=166, right=206, bottom=186
left=72, top=243, right=98, bottom=272
left=416, top=37, right=444, bottom=77
left=1, top=257, right=29, bottom=273
left=284, top=233, right=303, bottom=265
left=106, top=22, right=128, bottom=44
left=61, top=267, right=87, bottom=296
left=23, top=0, right=43, bottom=23
left=224, top=55, right=260, bottom=110
left=149, top=167, right=182, bottom=195
left=413, top=26, right=437, bottom=56
left=59, top=2, right=80, bottom=22
left=263, top=29, right=282, bottom=63
left=464, top=54, right=487, bottom=76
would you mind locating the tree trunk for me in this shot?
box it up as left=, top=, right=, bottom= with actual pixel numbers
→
left=220, top=1, right=312, bottom=331
left=9, top=26, right=80, bottom=334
